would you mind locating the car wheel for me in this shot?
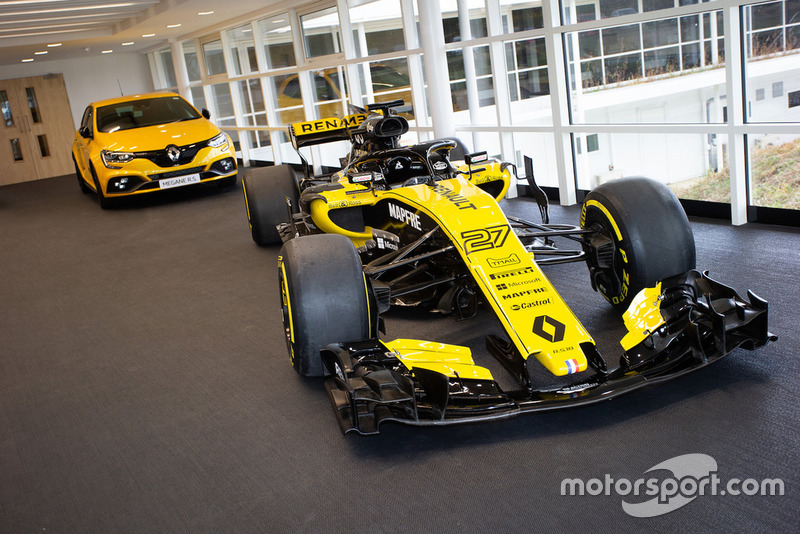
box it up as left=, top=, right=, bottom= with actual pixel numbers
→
left=242, top=165, right=300, bottom=246
left=279, top=234, right=372, bottom=377
left=90, top=165, right=113, bottom=210
left=581, top=177, right=695, bottom=310
left=73, top=157, right=91, bottom=194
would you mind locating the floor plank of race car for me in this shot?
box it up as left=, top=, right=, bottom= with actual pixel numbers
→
left=1, top=175, right=798, bottom=532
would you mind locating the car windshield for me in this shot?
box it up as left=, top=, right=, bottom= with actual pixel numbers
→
left=96, top=96, right=201, bottom=133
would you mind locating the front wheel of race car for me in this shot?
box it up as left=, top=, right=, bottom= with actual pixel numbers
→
left=278, top=234, right=372, bottom=377
left=242, top=165, right=300, bottom=246
left=581, top=177, right=696, bottom=310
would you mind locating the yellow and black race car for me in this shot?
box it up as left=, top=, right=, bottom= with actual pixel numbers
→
left=242, top=100, right=775, bottom=435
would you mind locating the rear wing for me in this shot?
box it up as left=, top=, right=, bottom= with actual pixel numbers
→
left=289, top=113, right=367, bottom=150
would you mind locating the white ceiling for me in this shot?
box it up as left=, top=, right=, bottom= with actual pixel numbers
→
left=0, top=0, right=286, bottom=68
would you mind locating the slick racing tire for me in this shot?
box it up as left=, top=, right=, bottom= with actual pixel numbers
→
left=242, top=165, right=300, bottom=246
left=278, top=234, right=372, bottom=377
left=581, top=177, right=695, bottom=311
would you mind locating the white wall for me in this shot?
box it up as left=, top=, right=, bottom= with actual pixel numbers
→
left=1, top=52, right=154, bottom=129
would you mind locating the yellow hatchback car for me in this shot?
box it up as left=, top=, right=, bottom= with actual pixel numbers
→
left=72, top=92, right=237, bottom=208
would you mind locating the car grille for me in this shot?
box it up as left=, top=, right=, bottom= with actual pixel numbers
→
left=134, top=141, right=206, bottom=167
left=151, top=166, right=205, bottom=180
left=132, top=159, right=236, bottom=192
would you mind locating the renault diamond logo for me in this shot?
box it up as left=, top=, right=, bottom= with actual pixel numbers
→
left=166, top=145, right=181, bottom=163
left=532, top=315, right=565, bottom=343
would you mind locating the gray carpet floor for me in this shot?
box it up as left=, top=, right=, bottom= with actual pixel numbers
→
left=1, top=173, right=798, bottom=532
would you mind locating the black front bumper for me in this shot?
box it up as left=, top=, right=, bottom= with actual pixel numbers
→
left=321, top=271, right=776, bottom=435
left=105, top=158, right=237, bottom=194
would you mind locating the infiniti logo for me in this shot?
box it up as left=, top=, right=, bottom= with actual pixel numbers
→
left=166, top=145, right=181, bottom=163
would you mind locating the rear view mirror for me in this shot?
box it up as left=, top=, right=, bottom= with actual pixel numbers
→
left=348, top=171, right=383, bottom=184
left=465, top=151, right=488, bottom=166
left=202, top=108, right=211, bottom=119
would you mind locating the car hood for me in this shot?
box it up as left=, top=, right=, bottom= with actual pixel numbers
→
left=93, top=119, right=221, bottom=152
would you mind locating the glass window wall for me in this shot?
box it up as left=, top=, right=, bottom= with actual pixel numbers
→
left=259, top=13, right=297, bottom=69
left=183, top=41, right=202, bottom=83
left=203, top=40, right=227, bottom=77
left=301, top=7, right=343, bottom=58
left=353, top=59, right=414, bottom=114
left=209, top=82, right=235, bottom=127
left=152, top=49, right=177, bottom=90
left=266, top=73, right=306, bottom=126
left=746, top=133, right=800, bottom=208
left=442, top=0, right=488, bottom=43
left=227, top=24, right=258, bottom=76
left=151, top=0, right=799, bottom=220
left=349, top=0, right=406, bottom=56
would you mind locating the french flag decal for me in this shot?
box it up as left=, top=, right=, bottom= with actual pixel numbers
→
left=565, top=358, right=580, bottom=374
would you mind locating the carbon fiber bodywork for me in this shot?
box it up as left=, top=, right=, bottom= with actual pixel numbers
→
left=322, top=271, right=775, bottom=435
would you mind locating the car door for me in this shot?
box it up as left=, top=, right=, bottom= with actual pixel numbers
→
left=74, top=106, right=94, bottom=180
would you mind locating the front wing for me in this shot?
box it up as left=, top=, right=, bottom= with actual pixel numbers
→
left=321, top=270, right=775, bottom=435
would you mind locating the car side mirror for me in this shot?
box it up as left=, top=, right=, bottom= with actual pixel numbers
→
left=348, top=171, right=382, bottom=185
left=79, top=126, right=92, bottom=139
left=201, top=108, right=211, bottom=119
left=464, top=151, right=488, bottom=166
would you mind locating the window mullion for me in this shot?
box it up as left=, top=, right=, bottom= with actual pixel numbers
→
left=724, top=4, right=747, bottom=225
left=544, top=0, right=577, bottom=204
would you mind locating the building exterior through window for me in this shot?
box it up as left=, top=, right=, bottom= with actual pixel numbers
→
left=150, top=0, right=800, bottom=222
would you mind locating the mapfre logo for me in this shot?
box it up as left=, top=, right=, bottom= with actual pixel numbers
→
left=388, top=203, right=422, bottom=231
left=499, top=286, right=547, bottom=297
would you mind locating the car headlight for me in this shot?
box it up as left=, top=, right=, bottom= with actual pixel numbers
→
left=101, top=150, right=134, bottom=168
left=208, top=133, right=229, bottom=149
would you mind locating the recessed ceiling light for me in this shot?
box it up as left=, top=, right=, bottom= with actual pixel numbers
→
left=198, top=11, right=214, bottom=15
left=166, top=24, right=181, bottom=28
left=142, top=33, right=155, bottom=37
left=35, top=51, right=48, bottom=55
left=102, top=49, right=113, bottom=54
left=273, top=19, right=285, bottom=23
left=10, top=3, right=145, bottom=17
left=242, top=28, right=251, bottom=33
left=47, top=42, right=61, bottom=47
left=22, top=58, right=34, bottom=62
left=122, top=41, right=134, bottom=46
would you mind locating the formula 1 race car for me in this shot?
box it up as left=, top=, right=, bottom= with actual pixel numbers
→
left=242, top=100, right=775, bottom=435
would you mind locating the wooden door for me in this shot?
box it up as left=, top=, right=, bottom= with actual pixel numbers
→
left=0, top=74, right=76, bottom=186
left=0, top=83, right=40, bottom=185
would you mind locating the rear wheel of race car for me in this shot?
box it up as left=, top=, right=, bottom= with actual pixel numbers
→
left=279, top=234, right=372, bottom=377
left=580, top=177, right=695, bottom=311
left=242, top=165, right=299, bottom=246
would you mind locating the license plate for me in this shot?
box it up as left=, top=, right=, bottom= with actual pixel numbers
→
left=159, top=173, right=201, bottom=189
